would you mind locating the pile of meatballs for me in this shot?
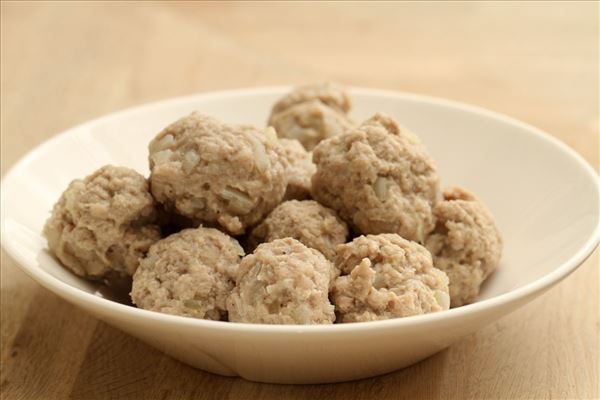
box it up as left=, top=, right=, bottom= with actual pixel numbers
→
left=44, top=83, right=502, bottom=324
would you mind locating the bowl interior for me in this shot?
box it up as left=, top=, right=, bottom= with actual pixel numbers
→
left=2, top=87, right=598, bottom=306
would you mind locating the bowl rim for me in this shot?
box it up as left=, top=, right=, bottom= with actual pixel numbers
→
left=1, top=85, right=599, bottom=334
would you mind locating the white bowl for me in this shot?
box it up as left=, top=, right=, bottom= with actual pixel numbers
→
left=1, top=87, right=598, bottom=384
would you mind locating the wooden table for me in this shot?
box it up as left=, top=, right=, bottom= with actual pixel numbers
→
left=1, top=2, right=598, bottom=399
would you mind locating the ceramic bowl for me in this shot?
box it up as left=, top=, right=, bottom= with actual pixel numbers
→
left=1, top=87, right=598, bottom=384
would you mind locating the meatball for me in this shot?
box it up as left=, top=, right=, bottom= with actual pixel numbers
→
left=148, top=113, right=288, bottom=235
left=269, top=100, right=354, bottom=151
left=249, top=200, right=348, bottom=263
left=227, top=238, right=335, bottom=324
left=425, top=187, right=503, bottom=307
left=268, top=83, right=354, bottom=150
left=271, top=82, right=351, bottom=115
left=279, top=138, right=316, bottom=201
left=131, top=227, right=244, bottom=320
left=331, top=234, right=450, bottom=323
left=311, top=113, right=439, bottom=242
left=43, top=165, right=161, bottom=280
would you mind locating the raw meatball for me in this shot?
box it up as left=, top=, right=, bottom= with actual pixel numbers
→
left=249, top=200, right=348, bottom=263
left=268, top=83, right=354, bottom=150
left=331, top=234, right=450, bottom=323
left=148, top=113, right=288, bottom=235
left=279, top=138, right=316, bottom=201
left=43, top=165, right=160, bottom=280
left=131, top=227, right=244, bottom=320
left=227, top=238, right=335, bottom=324
left=312, top=113, right=439, bottom=242
left=425, top=187, right=503, bottom=307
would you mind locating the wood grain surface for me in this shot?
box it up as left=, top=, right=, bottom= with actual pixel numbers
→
left=1, top=2, right=598, bottom=399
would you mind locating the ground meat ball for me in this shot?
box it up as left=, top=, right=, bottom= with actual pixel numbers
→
left=425, top=187, right=503, bottom=307
left=131, top=227, right=244, bottom=320
left=269, top=100, right=354, bottom=151
left=279, top=138, right=316, bottom=201
left=271, top=82, right=351, bottom=115
left=148, top=113, right=288, bottom=235
left=249, top=200, right=348, bottom=264
left=43, top=165, right=161, bottom=280
left=311, top=113, right=439, bottom=242
left=268, top=83, right=354, bottom=150
left=227, top=238, right=335, bottom=324
left=331, top=234, right=450, bottom=323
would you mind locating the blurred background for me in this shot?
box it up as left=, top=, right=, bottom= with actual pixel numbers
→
left=1, top=2, right=598, bottom=399
left=1, top=2, right=597, bottom=173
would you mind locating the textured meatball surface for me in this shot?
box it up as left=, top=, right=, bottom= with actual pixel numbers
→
left=268, top=83, right=354, bottom=150
left=269, top=100, right=354, bottom=151
left=249, top=200, right=348, bottom=263
left=279, top=138, right=316, bottom=201
left=227, top=238, right=335, bottom=324
left=148, top=113, right=287, bottom=235
left=43, top=165, right=160, bottom=280
left=425, top=187, right=503, bottom=307
left=331, top=234, right=449, bottom=322
left=271, top=82, right=351, bottom=115
left=312, top=113, right=439, bottom=242
left=131, top=227, right=244, bottom=320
